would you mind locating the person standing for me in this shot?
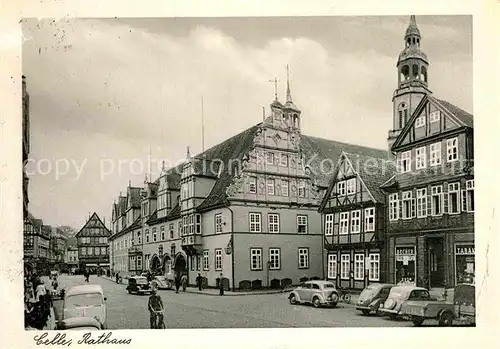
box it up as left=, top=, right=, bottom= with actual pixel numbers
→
left=84, top=270, right=90, bottom=283
left=196, top=273, right=203, bottom=291
left=174, top=272, right=180, bottom=294
left=219, top=273, right=224, bottom=296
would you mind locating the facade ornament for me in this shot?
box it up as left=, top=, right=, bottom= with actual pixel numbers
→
left=225, top=174, right=245, bottom=197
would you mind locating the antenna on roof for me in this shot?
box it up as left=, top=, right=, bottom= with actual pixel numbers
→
left=201, top=97, right=205, bottom=153
left=148, top=147, right=152, bottom=183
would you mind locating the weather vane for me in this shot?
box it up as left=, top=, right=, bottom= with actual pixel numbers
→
left=268, top=77, right=279, bottom=101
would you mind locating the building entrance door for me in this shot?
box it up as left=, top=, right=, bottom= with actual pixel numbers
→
left=427, top=237, right=445, bottom=287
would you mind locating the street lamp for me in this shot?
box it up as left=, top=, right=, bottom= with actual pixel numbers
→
left=267, top=261, right=271, bottom=288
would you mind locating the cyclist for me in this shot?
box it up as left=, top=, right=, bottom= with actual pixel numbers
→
left=148, top=288, right=164, bottom=329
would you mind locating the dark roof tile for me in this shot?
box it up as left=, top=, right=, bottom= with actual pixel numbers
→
left=435, top=98, right=473, bottom=128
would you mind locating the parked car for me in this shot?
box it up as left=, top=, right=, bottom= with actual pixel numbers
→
left=152, top=275, right=173, bottom=290
left=356, top=283, right=393, bottom=315
left=288, top=280, right=339, bottom=308
left=402, top=283, right=475, bottom=326
left=57, top=316, right=104, bottom=330
left=62, top=285, right=107, bottom=329
left=127, top=276, right=152, bottom=295
left=379, top=285, right=433, bottom=319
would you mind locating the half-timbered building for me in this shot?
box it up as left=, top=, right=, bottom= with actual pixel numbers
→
left=381, top=16, right=474, bottom=291
left=319, top=151, right=395, bottom=290
left=76, top=213, right=111, bottom=273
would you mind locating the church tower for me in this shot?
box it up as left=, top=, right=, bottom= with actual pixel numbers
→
left=388, top=15, right=432, bottom=152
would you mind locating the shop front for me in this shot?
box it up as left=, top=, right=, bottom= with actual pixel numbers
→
left=455, top=244, right=475, bottom=285
left=395, top=246, right=416, bottom=285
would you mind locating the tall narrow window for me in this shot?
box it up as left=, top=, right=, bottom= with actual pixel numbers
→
left=341, top=255, right=350, bottom=279
left=346, top=178, right=356, bottom=195
left=416, top=188, right=427, bottom=218
left=448, top=182, right=460, bottom=214
left=250, top=248, right=262, bottom=270
left=324, top=214, right=334, bottom=235
left=368, top=254, right=380, bottom=281
left=431, top=185, right=443, bottom=216
left=281, top=180, right=289, bottom=197
left=269, top=248, right=281, bottom=270
left=267, top=179, right=275, bottom=195
left=297, top=215, right=308, bottom=234
left=298, top=248, right=309, bottom=269
left=399, top=151, right=411, bottom=173
left=447, top=138, right=458, bottom=162
left=416, top=146, right=426, bottom=170
left=215, top=249, right=222, bottom=271
left=339, top=212, right=349, bottom=234
left=354, top=254, right=365, bottom=280
left=268, top=214, right=280, bottom=233
left=389, top=193, right=399, bottom=221
left=337, top=181, right=346, bottom=196
left=160, top=226, right=165, bottom=240
left=189, top=214, right=194, bottom=235
left=351, top=210, right=361, bottom=233
left=195, top=214, right=202, bottom=234
left=463, top=180, right=475, bottom=212
left=364, top=207, right=375, bottom=232
left=402, top=191, right=415, bottom=219
left=298, top=181, right=306, bottom=197
left=215, top=214, right=222, bottom=234
left=248, top=176, right=257, bottom=194
left=203, top=250, right=210, bottom=271
left=249, top=213, right=262, bottom=233
left=327, top=255, right=337, bottom=279
left=266, top=152, right=274, bottom=165
left=145, top=229, right=150, bottom=243
left=153, top=228, right=157, bottom=242
left=430, top=142, right=442, bottom=166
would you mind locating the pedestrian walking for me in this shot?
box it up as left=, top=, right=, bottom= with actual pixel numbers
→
left=196, top=273, right=203, bottom=291
left=174, top=272, right=181, bottom=293
left=84, top=270, right=90, bottom=283
left=219, top=273, right=224, bottom=296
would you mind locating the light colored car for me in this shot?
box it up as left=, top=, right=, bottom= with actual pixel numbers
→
left=63, top=285, right=107, bottom=329
left=57, top=316, right=104, bottom=330
left=356, top=283, right=393, bottom=315
left=379, top=285, right=433, bottom=319
left=402, top=283, right=475, bottom=326
left=288, top=280, right=339, bottom=308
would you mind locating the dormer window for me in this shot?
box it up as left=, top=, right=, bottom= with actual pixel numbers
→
left=346, top=178, right=356, bottom=195
left=337, top=181, right=346, bottom=196
left=415, top=116, right=425, bottom=128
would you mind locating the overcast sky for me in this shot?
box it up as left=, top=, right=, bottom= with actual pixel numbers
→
left=22, top=15, right=472, bottom=229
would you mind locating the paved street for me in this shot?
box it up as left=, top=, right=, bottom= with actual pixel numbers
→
left=48, top=274, right=422, bottom=328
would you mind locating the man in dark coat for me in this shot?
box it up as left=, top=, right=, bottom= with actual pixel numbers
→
left=196, top=273, right=203, bottom=291
left=219, top=273, right=224, bottom=296
left=174, top=272, right=181, bottom=294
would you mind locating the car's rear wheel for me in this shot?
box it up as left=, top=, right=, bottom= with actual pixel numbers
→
left=361, top=309, right=371, bottom=315
left=389, top=314, right=397, bottom=320
left=127, top=289, right=131, bottom=294
left=411, top=316, right=424, bottom=326
left=439, top=311, right=454, bottom=327
left=312, top=297, right=321, bottom=308
left=289, top=294, right=297, bottom=305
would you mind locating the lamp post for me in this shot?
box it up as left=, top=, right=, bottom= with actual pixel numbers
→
left=267, top=261, right=271, bottom=288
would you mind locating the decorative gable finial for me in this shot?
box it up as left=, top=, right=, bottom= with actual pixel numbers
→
left=286, top=64, right=292, bottom=103
left=128, top=180, right=131, bottom=187
left=186, top=145, right=191, bottom=159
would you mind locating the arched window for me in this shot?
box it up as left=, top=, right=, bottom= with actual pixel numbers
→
left=421, top=66, right=428, bottom=82
left=398, top=102, right=408, bottom=129
left=401, top=65, right=410, bottom=81
left=413, top=64, right=419, bottom=79
left=407, top=38, right=411, bottom=47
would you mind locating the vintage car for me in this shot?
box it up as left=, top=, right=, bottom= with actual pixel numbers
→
left=63, top=285, right=107, bottom=329
left=126, top=276, right=152, bottom=295
left=401, top=283, right=476, bottom=326
left=288, top=280, right=339, bottom=308
left=152, top=275, right=173, bottom=290
left=57, top=316, right=104, bottom=331
left=379, top=285, right=434, bottom=319
left=356, top=283, right=393, bottom=315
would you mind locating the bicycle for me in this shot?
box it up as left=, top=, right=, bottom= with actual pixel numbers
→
left=337, top=286, right=352, bottom=304
left=151, top=309, right=165, bottom=329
